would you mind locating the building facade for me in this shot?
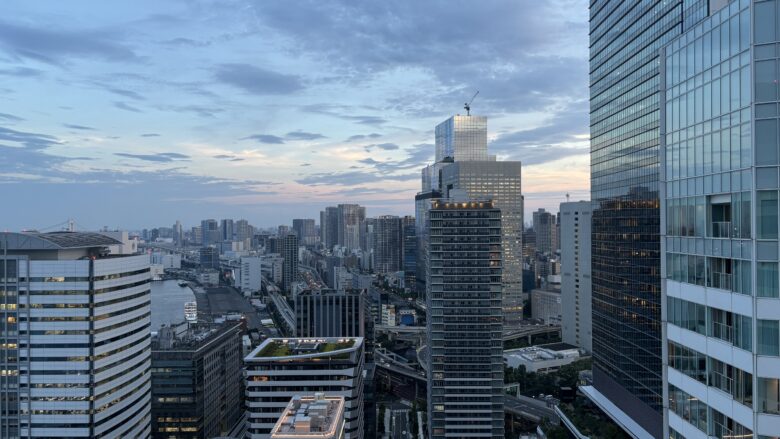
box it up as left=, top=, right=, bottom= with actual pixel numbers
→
left=281, top=234, right=299, bottom=293
left=320, top=207, right=340, bottom=251
left=201, top=219, right=219, bottom=247
left=295, top=290, right=365, bottom=338
left=402, top=215, right=417, bottom=291
left=586, top=1, right=710, bottom=436
left=661, top=1, right=780, bottom=437
left=532, top=208, right=556, bottom=256
left=530, top=288, right=562, bottom=326
left=0, top=232, right=152, bottom=438
left=293, top=219, right=317, bottom=247
left=560, top=201, right=592, bottom=353
left=426, top=200, right=504, bottom=438
left=337, top=204, right=366, bottom=251
left=434, top=115, right=489, bottom=162
left=372, top=216, right=402, bottom=274
left=151, top=322, right=243, bottom=438
left=244, top=338, right=364, bottom=439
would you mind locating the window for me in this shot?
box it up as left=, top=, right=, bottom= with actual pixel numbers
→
left=756, top=119, right=779, bottom=165
left=758, top=319, right=780, bottom=356
left=757, top=191, right=779, bottom=239
left=758, top=378, right=780, bottom=415
left=758, top=262, right=780, bottom=298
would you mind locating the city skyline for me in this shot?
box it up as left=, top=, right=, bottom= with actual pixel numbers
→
left=0, top=0, right=588, bottom=230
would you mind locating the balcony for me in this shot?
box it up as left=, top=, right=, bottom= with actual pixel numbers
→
left=711, top=221, right=732, bottom=239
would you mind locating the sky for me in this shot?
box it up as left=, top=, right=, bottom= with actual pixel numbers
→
left=0, top=0, right=590, bottom=231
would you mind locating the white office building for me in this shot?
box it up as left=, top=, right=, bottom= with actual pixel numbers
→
left=560, top=201, right=592, bottom=353
left=240, top=256, right=263, bottom=295
left=0, top=232, right=152, bottom=438
left=245, top=337, right=364, bottom=439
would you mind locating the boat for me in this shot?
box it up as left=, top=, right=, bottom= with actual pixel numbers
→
left=177, top=280, right=188, bottom=287
left=184, top=301, right=197, bottom=322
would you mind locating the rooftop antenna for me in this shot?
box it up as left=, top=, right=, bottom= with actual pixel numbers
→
left=464, top=90, right=479, bottom=116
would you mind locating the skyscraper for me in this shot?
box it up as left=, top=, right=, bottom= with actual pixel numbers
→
left=532, top=208, right=555, bottom=255
left=281, top=233, right=298, bottom=293
left=434, top=115, right=489, bottom=162
left=292, top=218, right=317, bottom=247
left=173, top=220, right=184, bottom=247
left=586, top=1, right=710, bottom=437
left=0, top=232, right=152, bottom=438
left=295, top=290, right=365, bottom=338
left=337, top=204, right=365, bottom=251
left=426, top=199, right=503, bottom=439
left=221, top=218, right=235, bottom=242
left=402, top=215, right=417, bottom=291
left=560, top=201, right=592, bottom=353
left=660, top=2, right=776, bottom=438
left=201, top=219, right=219, bottom=247
left=320, top=207, right=340, bottom=251
left=372, top=215, right=402, bottom=274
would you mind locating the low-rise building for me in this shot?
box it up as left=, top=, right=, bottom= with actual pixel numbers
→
left=270, top=394, right=345, bottom=439
left=530, top=288, right=561, bottom=325
left=503, top=343, right=581, bottom=373
left=245, top=337, right=365, bottom=439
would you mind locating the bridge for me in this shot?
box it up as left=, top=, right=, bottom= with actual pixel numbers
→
left=374, top=324, right=562, bottom=343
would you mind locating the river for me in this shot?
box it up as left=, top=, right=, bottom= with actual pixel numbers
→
left=150, top=279, right=195, bottom=332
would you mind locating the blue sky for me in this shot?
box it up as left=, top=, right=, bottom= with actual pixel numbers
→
left=0, top=0, right=590, bottom=230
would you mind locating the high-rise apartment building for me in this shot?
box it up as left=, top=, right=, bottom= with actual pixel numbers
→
left=372, top=215, right=402, bottom=274
left=337, top=204, right=366, bottom=251
left=586, top=1, right=710, bottom=436
left=295, top=290, right=365, bottom=338
left=281, top=234, right=299, bottom=293
left=426, top=199, right=503, bottom=438
left=560, top=201, right=592, bottom=353
left=151, top=322, right=243, bottom=439
left=0, top=232, right=152, bottom=438
left=660, top=2, right=780, bottom=438
left=414, top=190, right=441, bottom=298
left=173, top=220, right=184, bottom=247
left=292, top=218, right=317, bottom=247
left=201, top=219, right=220, bottom=247
left=244, top=337, right=364, bottom=439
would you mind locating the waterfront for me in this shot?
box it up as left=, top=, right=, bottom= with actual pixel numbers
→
left=150, top=279, right=195, bottom=331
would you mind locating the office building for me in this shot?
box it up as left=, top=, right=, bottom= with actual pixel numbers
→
left=199, top=246, right=219, bottom=269
left=560, top=201, right=592, bottom=353
left=414, top=190, right=441, bottom=299
left=295, top=290, right=365, bottom=337
left=530, top=288, right=562, bottom=325
left=440, top=160, right=524, bottom=326
left=337, top=204, right=365, bottom=251
left=293, top=219, right=317, bottom=247
left=532, top=208, right=556, bottom=255
left=173, top=220, right=184, bottom=246
left=372, top=215, right=402, bottom=274
left=240, top=256, right=263, bottom=295
left=281, top=234, right=299, bottom=293
left=659, top=2, right=780, bottom=438
left=426, top=200, right=503, bottom=438
left=151, top=321, right=243, bottom=439
left=585, top=1, right=712, bottom=436
left=0, top=232, right=152, bottom=438
left=320, top=207, right=340, bottom=251
left=201, top=219, right=220, bottom=246
left=262, top=254, right=284, bottom=285
left=221, top=219, right=235, bottom=242
left=434, top=115, right=489, bottom=162
left=245, top=337, right=365, bottom=439
left=402, top=215, right=417, bottom=291
left=504, top=344, right=581, bottom=374
left=270, top=394, right=345, bottom=439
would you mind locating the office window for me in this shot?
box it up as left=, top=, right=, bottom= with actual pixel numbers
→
left=758, top=319, right=780, bottom=356
left=758, top=191, right=779, bottom=239
left=758, top=262, right=780, bottom=298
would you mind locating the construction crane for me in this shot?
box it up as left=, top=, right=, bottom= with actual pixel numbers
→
left=464, top=90, right=479, bottom=116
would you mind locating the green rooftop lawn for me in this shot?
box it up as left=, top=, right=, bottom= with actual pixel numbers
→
left=257, top=340, right=355, bottom=357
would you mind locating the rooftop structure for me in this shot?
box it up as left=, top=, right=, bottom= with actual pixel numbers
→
left=270, top=394, right=345, bottom=439
left=251, top=338, right=358, bottom=359
left=503, top=343, right=581, bottom=374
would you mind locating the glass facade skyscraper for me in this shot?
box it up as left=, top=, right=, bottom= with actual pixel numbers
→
left=587, top=1, right=709, bottom=437
left=434, top=115, right=490, bottom=162
left=661, top=1, right=780, bottom=437
left=426, top=199, right=503, bottom=439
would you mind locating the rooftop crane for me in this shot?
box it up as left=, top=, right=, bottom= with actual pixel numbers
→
left=464, top=90, right=479, bottom=116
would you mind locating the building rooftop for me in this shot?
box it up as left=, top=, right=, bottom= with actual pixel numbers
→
left=270, top=394, right=345, bottom=439
left=504, top=344, right=580, bottom=363
left=248, top=337, right=362, bottom=360
left=152, top=321, right=241, bottom=351
left=0, top=231, right=121, bottom=250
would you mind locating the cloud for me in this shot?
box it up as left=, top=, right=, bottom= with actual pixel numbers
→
left=303, top=104, right=388, bottom=126
left=364, top=142, right=398, bottom=152
left=242, top=134, right=285, bottom=144
left=63, top=124, right=95, bottom=131
left=114, top=152, right=190, bottom=163
left=0, top=67, right=43, bottom=77
left=0, top=19, right=138, bottom=64
left=0, top=112, right=23, bottom=122
left=300, top=163, right=311, bottom=167
left=114, top=101, right=143, bottom=113
left=214, top=63, right=303, bottom=95
left=356, top=143, right=433, bottom=175
left=285, top=131, right=326, bottom=141
left=0, top=126, right=60, bottom=150
left=106, top=87, right=145, bottom=101
left=346, top=133, right=381, bottom=142
left=141, top=133, right=160, bottom=137
left=296, top=170, right=417, bottom=186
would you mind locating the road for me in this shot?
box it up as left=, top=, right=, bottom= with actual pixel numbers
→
left=391, top=409, right=411, bottom=439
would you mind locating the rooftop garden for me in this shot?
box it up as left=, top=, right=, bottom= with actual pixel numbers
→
left=255, top=339, right=356, bottom=358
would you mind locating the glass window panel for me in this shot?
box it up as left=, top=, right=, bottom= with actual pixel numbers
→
left=756, top=119, right=779, bottom=166
left=757, top=190, right=779, bottom=239
left=755, top=60, right=777, bottom=103
left=758, top=262, right=780, bottom=298
left=740, top=66, right=750, bottom=108
left=741, top=122, right=751, bottom=169
left=755, top=1, right=776, bottom=44
left=758, top=320, right=780, bottom=356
